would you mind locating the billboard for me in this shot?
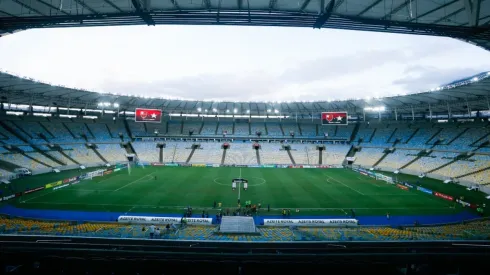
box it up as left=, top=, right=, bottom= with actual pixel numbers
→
left=322, top=112, right=348, bottom=125
left=135, top=108, right=162, bottom=123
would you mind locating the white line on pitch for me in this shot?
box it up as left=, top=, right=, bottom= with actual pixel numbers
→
left=238, top=168, right=242, bottom=201
left=114, top=172, right=155, bottom=192
left=21, top=189, right=57, bottom=203
left=20, top=201, right=451, bottom=211
left=325, top=174, right=365, bottom=195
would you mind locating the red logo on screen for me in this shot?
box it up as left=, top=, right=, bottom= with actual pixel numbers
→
left=135, top=108, right=162, bottom=123
left=326, top=114, right=333, bottom=122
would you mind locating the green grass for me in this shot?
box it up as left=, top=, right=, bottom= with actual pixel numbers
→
left=376, top=171, right=488, bottom=205
left=9, top=167, right=469, bottom=216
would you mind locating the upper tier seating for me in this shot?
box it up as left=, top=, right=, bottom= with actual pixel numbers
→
left=300, top=124, right=316, bottom=137
left=183, top=121, right=202, bottom=135
left=324, top=145, right=350, bottom=165
left=216, top=122, right=232, bottom=136
left=282, top=123, right=299, bottom=136
left=403, top=151, right=459, bottom=175
left=200, top=122, right=217, bottom=135
left=266, top=123, right=282, bottom=137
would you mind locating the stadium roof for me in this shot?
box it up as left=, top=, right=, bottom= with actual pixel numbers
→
left=0, top=0, right=489, bottom=49
left=1, top=70, right=489, bottom=116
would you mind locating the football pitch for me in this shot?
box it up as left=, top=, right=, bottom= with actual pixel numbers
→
left=11, top=167, right=470, bottom=217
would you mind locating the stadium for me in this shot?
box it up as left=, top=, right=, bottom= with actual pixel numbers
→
left=1, top=0, right=490, bottom=274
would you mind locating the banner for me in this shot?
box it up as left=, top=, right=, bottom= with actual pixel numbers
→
left=45, top=180, right=62, bottom=189
left=403, top=183, right=414, bottom=189
left=117, top=216, right=212, bottom=225
left=434, top=192, right=453, bottom=201
left=322, top=112, right=348, bottom=125
left=103, top=170, right=113, bottom=175
left=0, top=194, right=16, bottom=202
left=151, top=162, right=165, bottom=166
left=346, top=157, right=356, bottom=161
left=396, top=184, right=409, bottom=190
left=135, top=108, right=162, bottom=123
left=24, top=186, right=45, bottom=194
left=263, top=219, right=358, bottom=227
left=417, top=186, right=433, bottom=195
left=191, top=164, right=206, bottom=167
left=212, top=164, right=220, bottom=168
left=53, top=184, right=70, bottom=190
left=63, top=176, right=79, bottom=184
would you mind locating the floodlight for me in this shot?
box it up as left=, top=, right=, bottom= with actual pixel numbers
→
left=472, top=77, right=478, bottom=82
left=274, top=109, right=279, bottom=113
left=113, top=103, right=119, bottom=108
left=197, top=107, right=202, bottom=112
left=267, top=109, right=271, bottom=113
left=212, top=108, right=217, bottom=112
left=233, top=108, right=237, bottom=113
left=246, top=110, right=250, bottom=113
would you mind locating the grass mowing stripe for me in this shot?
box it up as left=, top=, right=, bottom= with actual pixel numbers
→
left=325, top=174, right=365, bottom=195
left=113, top=172, right=155, bottom=192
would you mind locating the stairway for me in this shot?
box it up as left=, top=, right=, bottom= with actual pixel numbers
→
left=297, top=123, right=302, bottom=136
left=426, top=159, right=459, bottom=174
left=62, top=122, right=77, bottom=138
left=0, top=121, right=64, bottom=166
left=286, top=149, right=296, bottom=165
left=373, top=149, right=391, bottom=168
left=122, top=119, right=132, bottom=140
left=349, top=123, right=361, bottom=143
left=0, top=158, right=22, bottom=172
left=447, top=128, right=468, bottom=145
left=279, top=124, right=285, bottom=136
left=318, top=149, right=323, bottom=165
left=198, top=122, right=204, bottom=134
left=400, top=155, right=422, bottom=170
left=426, top=128, right=443, bottom=145
left=186, top=146, right=197, bottom=163
left=404, top=128, right=420, bottom=144
left=221, top=148, right=227, bottom=165
left=456, top=166, right=490, bottom=179
left=90, top=145, right=108, bottom=163
left=58, top=150, right=80, bottom=165
left=159, top=146, right=163, bottom=163
left=264, top=122, right=268, bottom=136
left=255, top=149, right=261, bottom=165
left=368, top=128, right=377, bottom=143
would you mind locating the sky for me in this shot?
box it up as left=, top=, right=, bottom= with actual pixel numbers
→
left=0, top=25, right=489, bottom=102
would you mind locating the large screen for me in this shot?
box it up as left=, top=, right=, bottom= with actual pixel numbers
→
left=322, top=112, right=348, bottom=125
left=135, top=108, right=162, bottom=123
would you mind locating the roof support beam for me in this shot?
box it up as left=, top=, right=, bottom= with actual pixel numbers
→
left=269, top=0, right=278, bottom=12
left=170, top=0, right=181, bottom=11
left=463, top=0, right=482, bottom=26
left=237, top=0, right=242, bottom=10
left=203, top=0, right=211, bottom=10
left=433, top=7, right=464, bottom=24
left=36, top=0, right=70, bottom=15
left=357, top=0, right=382, bottom=17
left=12, top=0, right=45, bottom=15
left=131, top=0, right=155, bottom=25
left=73, top=0, right=99, bottom=14
left=381, top=0, right=410, bottom=20
left=101, top=0, right=124, bottom=13
left=299, top=0, right=311, bottom=12
left=409, top=0, right=459, bottom=22
left=313, top=0, right=335, bottom=28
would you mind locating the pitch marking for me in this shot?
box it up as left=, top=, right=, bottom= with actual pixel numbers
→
left=20, top=201, right=453, bottom=211
left=325, top=174, right=365, bottom=195
left=214, top=177, right=266, bottom=187
left=114, top=172, right=155, bottom=192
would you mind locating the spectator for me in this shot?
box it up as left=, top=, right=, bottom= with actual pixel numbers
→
left=155, top=227, right=160, bottom=239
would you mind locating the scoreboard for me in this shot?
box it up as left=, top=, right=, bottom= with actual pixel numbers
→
left=321, top=112, right=348, bottom=125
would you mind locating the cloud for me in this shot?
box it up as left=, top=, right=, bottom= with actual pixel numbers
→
left=392, top=65, right=483, bottom=92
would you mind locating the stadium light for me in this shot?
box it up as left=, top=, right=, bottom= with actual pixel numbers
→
left=204, top=109, right=208, bottom=112
left=113, top=103, right=119, bottom=108
left=364, top=106, right=386, bottom=112
left=246, top=110, right=250, bottom=114
left=487, top=72, right=490, bottom=76
left=233, top=108, right=237, bottom=113
left=274, top=109, right=279, bottom=113
left=212, top=108, right=217, bottom=112
left=472, top=77, right=478, bottom=82
left=226, top=109, right=230, bottom=113
left=267, top=109, right=271, bottom=113
left=197, top=107, right=202, bottom=112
